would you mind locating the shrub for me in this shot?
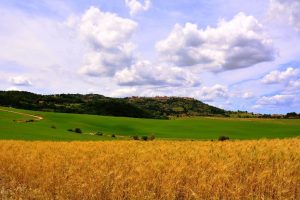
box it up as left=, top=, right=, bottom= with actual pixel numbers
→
left=74, top=128, right=82, bottom=134
left=51, top=125, right=56, bottom=129
left=67, top=129, right=73, bottom=132
left=132, top=136, right=139, bottom=140
left=111, top=134, right=116, bottom=138
left=149, top=135, right=155, bottom=141
left=26, top=119, right=35, bottom=123
left=96, top=132, right=103, bottom=136
left=141, top=136, right=148, bottom=141
left=218, top=136, right=229, bottom=141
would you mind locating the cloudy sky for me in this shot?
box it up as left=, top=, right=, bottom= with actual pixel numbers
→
left=0, top=0, right=300, bottom=114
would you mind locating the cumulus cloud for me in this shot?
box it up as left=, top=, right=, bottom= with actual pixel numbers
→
left=9, top=76, right=32, bottom=86
left=114, top=60, right=200, bottom=87
left=256, top=94, right=295, bottom=106
left=79, top=7, right=137, bottom=49
left=156, top=12, right=275, bottom=71
left=261, top=67, right=299, bottom=84
left=79, top=45, right=134, bottom=76
left=125, top=0, right=151, bottom=16
left=269, top=0, right=300, bottom=33
left=78, top=7, right=137, bottom=76
left=195, top=84, right=228, bottom=102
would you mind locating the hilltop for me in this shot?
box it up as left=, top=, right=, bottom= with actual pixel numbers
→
left=0, top=91, right=225, bottom=119
left=126, top=96, right=226, bottom=118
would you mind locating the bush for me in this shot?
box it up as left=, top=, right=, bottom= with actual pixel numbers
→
left=132, top=136, right=139, bottom=140
left=218, top=136, right=229, bottom=141
left=96, top=132, right=103, bottom=136
left=141, top=136, right=148, bottom=141
left=111, top=134, right=116, bottom=138
left=74, top=128, right=82, bottom=134
left=26, top=119, right=35, bottom=123
left=67, top=129, right=73, bottom=132
left=51, top=125, right=56, bottom=129
left=149, top=135, right=155, bottom=141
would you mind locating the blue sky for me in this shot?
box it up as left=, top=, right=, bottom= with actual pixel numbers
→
left=0, top=0, right=300, bottom=114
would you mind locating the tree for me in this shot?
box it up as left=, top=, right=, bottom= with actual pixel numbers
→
left=286, top=112, right=299, bottom=118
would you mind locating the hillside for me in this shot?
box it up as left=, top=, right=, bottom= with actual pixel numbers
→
left=126, top=96, right=226, bottom=118
left=1, top=106, right=299, bottom=141
left=0, top=91, right=225, bottom=119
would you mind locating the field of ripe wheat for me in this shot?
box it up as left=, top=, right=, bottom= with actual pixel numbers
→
left=0, top=139, right=299, bottom=200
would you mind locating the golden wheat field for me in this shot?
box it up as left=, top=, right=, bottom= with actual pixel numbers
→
left=0, top=139, right=299, bottom=200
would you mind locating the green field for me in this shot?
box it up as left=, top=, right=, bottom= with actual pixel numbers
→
left=0, top=106, right=299, bottom=141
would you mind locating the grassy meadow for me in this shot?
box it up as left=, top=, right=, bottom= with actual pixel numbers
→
left=0, top=139, right=299, bottom=199
left=0, top=106, right=300, bottom=141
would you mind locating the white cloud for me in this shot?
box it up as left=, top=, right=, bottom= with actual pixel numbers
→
left=242, top=92, right=254, bottom=99
left=261, top=67, right=299, bottom=84
left=287, top=79, right=300, bottom=90
left=269, top=0, right=300, bottom=33
left=79, top=7, right=137, bottom=49
left=114, top=60, right=200, bottom=87
left=195, top=84, right=228, bottom=102
left=79, top=45, right=134, bottom=76
left=125, top=0, right=151, bottom=16
left=256, top=94, right=295, bottom=106
left=6, top=86, right=20, bottom=91
left=78, top=6, right=138, bottom=76
left=109, top=87, right=138, bottom=97
left=252, top=104, right=262, bottom=109
left=0, top=7, right=80, bottom=71
left=9, top=76, right=32, bottom=86
left=156, top=12, right=275, bottom=71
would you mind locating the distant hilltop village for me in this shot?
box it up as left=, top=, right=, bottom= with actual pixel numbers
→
left=128, top=96, right=196, bottom=100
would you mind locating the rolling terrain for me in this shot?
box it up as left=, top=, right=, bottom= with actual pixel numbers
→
left=0, top=91, right=226, bottom=119
left=0, top=106, right=299, bottom=141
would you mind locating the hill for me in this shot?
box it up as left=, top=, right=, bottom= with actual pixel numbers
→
left=0, top=91, right=225, bottom=119
left=1, top=106, right=299, bottom=141
left=126, top=96, right=226, bottom=118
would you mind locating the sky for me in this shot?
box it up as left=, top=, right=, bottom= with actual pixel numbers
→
left=0, top=0, right=300, bottom=114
